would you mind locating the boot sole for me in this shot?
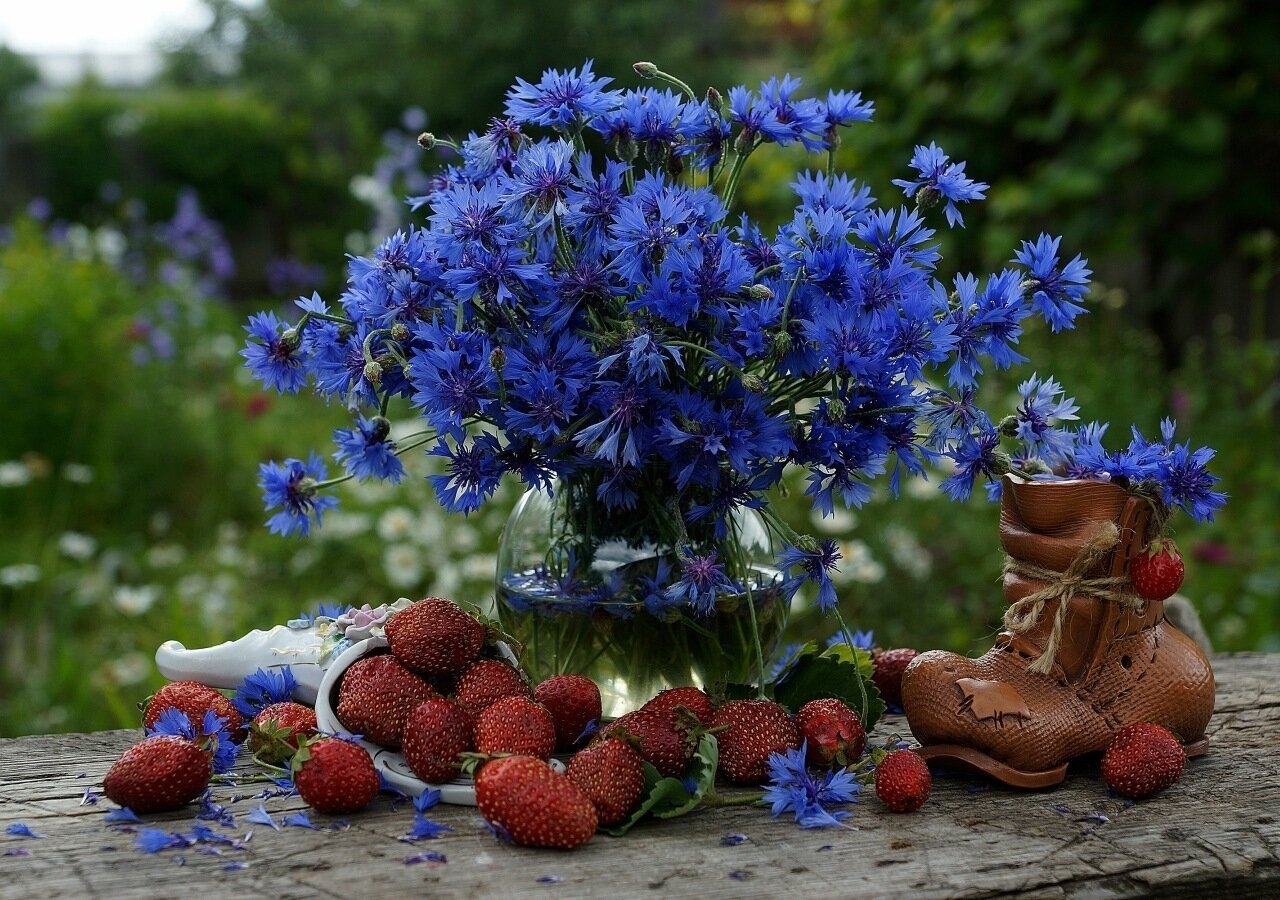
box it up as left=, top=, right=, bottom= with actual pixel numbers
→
left=916, top=735, right=1210, bottom=790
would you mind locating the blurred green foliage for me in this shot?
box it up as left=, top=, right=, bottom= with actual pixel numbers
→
left=1, top=0, right=1276, bottom=737
left=808, top=0, right=1280, bottom=363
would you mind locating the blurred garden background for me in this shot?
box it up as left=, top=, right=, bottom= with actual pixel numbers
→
left=2, top=0, right=1276, bottom=737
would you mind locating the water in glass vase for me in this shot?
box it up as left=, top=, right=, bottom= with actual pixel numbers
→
left=496, top=488, right=789, bottom=718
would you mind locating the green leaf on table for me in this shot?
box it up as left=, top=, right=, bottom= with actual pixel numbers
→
left=602, top=732, right=719, bottom=836
left=772, top=644, right=884, bottom=732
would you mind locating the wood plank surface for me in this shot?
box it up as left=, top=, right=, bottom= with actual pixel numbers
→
left=1, top=654, right=1277, bottom=899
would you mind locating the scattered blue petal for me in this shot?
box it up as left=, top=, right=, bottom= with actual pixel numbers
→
left=5, top=824, right=46, bottom=838
left=104, top=807, right=144, bottom=825
left=406, top=851, right=448, bottom=865
left=246, top=805, right=280, bottom=831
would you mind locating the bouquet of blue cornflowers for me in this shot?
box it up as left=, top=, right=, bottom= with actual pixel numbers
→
left=243, top=61, right=1224, bottom=700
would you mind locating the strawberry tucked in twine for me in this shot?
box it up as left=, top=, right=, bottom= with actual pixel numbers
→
left=1001, top=522, right=1146, bottom=676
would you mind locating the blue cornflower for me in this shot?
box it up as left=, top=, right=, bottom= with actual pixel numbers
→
left=563, top=156, right=628, bottom=259
left=1014, top=234, right=1092, bottom=332
left=259, top=452, right=337, bottom=537
left=427, top=180, right=520, bottom=265
left=401, top=817, right=453, bottom=841
left=778, top=540, right=842, bottom=612
left=333, top=415, right=405, bottom=483
left=638, top=558, right=679, bottom=617
left=1013, top=374, right=1080, bottom=463
left=674, top=97, right=732, bottom=170
left=606, top=184, right=698, bottom=285
left=241, top=310, right=308, bottom=393
left=891, top=142, right=989, bottom=228
left=258, top=453, right=337, bottom=537
left=822, top=89, right=875, bottom=128
left=407, top=323, right=495, bottom=438
left=504, top=140, right=576, bottom=228
left=232, top=666, right=299, bottom=718
left=1157, top=436, right=1228, bottom=523
left=663, top=549, right=735, bottom=616
left=762, top=742, right=861, bottom=828
left=427, top=433, right=505, bottom=514
left=440, top=246, right=550, bottom=308
left=941, top=426, right=1006, bottom=501
left=758, top=75, right=829, bottom=151
left=148, top=708, right=238, bottom=772
left=504, top=60, right=619, bottom=131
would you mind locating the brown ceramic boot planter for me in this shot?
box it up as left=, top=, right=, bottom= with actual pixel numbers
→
left=901, top=474, right=1214, bottom=789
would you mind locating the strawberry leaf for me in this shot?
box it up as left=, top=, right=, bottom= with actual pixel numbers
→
left=773, top=645, right=884, bottom=732
left=601, top=733, right=718, bottom=836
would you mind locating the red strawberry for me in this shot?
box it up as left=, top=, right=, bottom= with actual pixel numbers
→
left=452, top=658, right=532, bottom=717
left=875, top=749, right=931, bottom=812
left=102, top=734, right=213, bottom=813
left=796, top=697, right=866, bottom=767
left=292, top=736, right=380, bottom=814
left=1101, top=722, right=1186, bottom=799
left=708, top=698, right=802, bottom=785
left=475, top=755, right=597, bottom=850
left=401, top=698, right=474, bottom=785
left=385, top=597, right=486, bottom=677
left=640, top=686, right=715, bottom=723
left=603, top=707, right=700, bottom=779
left=566, top=737, right=646, bottom=827
left=473, top=695, right=556, bottom=759
left=534, top=674, right=602, bottom=751
left=248, top=701, right=318, bottom=765
left=143, top=681, right=246, bottom=743
left=336, top=653, right=438, bottom=748
left=872, top=648, right=919, bottom=708
left=1130, top=540, right=1185, bottom=602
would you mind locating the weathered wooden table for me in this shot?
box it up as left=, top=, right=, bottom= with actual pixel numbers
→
left=1, top=653, right=1276, bottom=899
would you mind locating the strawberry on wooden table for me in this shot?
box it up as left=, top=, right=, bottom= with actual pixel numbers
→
left=1101, top=722, right=1186, bottom=799
left=871, top=648, right=919, bottom=708
left=473, top=695, right=556, bottom=759
left=1130, top=539, right=1186, bottom=601
left=102, top=734, right=213, bottom=813
left=603, top=706, right=701, bottom=779
left=143, top=681, right=246, bottom=743
left=292, top=736, right=380, bottom=814
left=401, top=698, right=474, bottom=784
left=336, top=653, right=438, bottom=748
left=796, top=697, right=866, bottom=767
left=385, top=597, right=486, bottom=676
left=875, top=748, right=931, bottom=812
left=534, top=674, right=602, bottom=751
left=475, top=755, right=597, bottom=850
left=566, top=736, right=646, bottom=827
left=708, top=698, right=802, bottom=785
left=248, top=701, right=318, bottom=765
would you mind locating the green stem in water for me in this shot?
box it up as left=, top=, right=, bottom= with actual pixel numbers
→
left=831, top=606, right=871, bottom=724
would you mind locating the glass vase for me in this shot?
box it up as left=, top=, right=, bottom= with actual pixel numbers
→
left=495, top=480, right=788, bottom=718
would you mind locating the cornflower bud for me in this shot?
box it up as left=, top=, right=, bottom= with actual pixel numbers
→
left=770, top=332, right=793, bottom=358
left=741, top=374, right=767, bottom=394
left=826, top=398, right=848, bottom=422
left=633, top=61, right=659, bottom=79
left=989, top=450, right=1014, bottom=476
left=734, top=129, right=756, bottom=157
left=915, top=184, right=942, bottom=211
left=998, top=415, right=1020, bottom=438
left=362, top=360, right=383, bottom=385
left=706, top=86, right=723, bottom=113
left=489, top=347, right=507, bottom=373
left=747, top=283, right=774, bottom=300
left=371, top=416, right=392, bottom=442
left=417, top=132, right=437, bottom=150
left=280, top=328, right=301, bottom=352
left=390, top=322, right=410, bottom=342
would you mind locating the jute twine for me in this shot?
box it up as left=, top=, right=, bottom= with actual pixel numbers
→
left=1001, top=521, right=1145, bottom=676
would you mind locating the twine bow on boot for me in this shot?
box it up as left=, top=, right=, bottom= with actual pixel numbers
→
left=1001, top=522, right=1146, bottom=676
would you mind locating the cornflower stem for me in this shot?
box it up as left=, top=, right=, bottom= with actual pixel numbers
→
left=699, top=790, right=766, bottom=808
left=553, top=214, right=577, bottom=271
left=665, top=339, right=746, bottom=379
left=831, top=606, right=871, bottom=724
left=641, top=66, right=698, bottom=101
left=362, top=327, right=392, bottom=365
left=721, top=143, right=757, bottom=211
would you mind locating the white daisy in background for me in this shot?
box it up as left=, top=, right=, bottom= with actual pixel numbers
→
left=884, top=524, right=934, bottom=580
left=102, top=652, right=150, bottom=686
left=0, top=460, right=32, bottom=487
left=0, top=563, right=41, bottom=588
left=838, top=539, right=885, bottom=584
left=61, top=463, right=94, bottom=484
left=113, top=584, right=160, bottom=616
left=377, top=507, right=417, bottom=542
left=810, top=506, right=858, bottom=535
left=58, top=531, right=98, bottom=561
left=383, top=542, right=424, bottom=588
left=146, top=543, right=187, bottom=568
